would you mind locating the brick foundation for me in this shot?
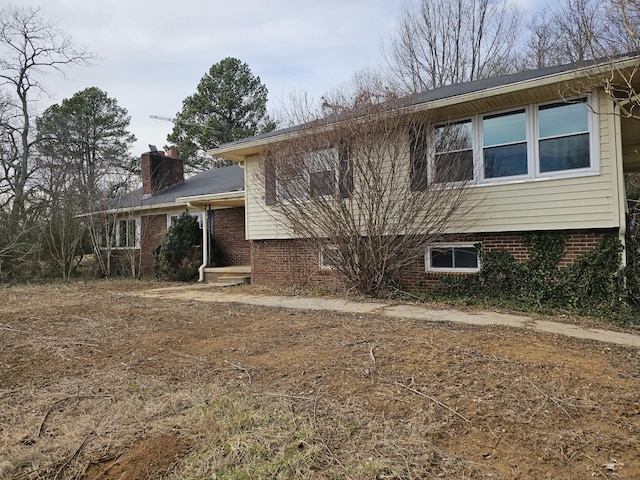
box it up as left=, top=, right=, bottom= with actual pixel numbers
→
left=250, top=229, right=614, bottom=292
left=213, top=207, right=251, bottom=266
left=251, top=239, right=344, bottom=290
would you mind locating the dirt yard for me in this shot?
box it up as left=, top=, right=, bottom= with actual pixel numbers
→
left=1, top=280, right=639, bottom=479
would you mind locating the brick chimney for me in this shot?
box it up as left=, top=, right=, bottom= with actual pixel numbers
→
left=141, top=149, right=184, bottom=197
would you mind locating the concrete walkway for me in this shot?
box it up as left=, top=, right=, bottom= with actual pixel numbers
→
left=136, top=284, right=640, bottom=348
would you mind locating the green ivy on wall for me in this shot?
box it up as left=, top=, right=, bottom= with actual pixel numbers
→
left=439, top=232, right=638, bottom=323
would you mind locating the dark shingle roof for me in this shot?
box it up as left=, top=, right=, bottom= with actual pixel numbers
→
left=213, top=58, right=616, bottom=151
left=108, top=164, right=244, bottom=211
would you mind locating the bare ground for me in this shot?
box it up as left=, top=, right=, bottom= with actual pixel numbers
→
left=1, top=280, right=639, bottom=479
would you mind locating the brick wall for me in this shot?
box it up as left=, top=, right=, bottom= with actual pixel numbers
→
left=250, top=229, right=613, bottom=292
left=251, top=239, right=343, bottom=290
left=214, top=207, right=251, bottom=266
left=139, top=214, right=167, bottom=276
left=141, top=152, right=183, bottom=196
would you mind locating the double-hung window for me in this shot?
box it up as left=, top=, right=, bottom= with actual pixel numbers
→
left=118, top=219, right=138, bottom=248
left=537, top=102, right=590, bottom=174
left=277, top=149, right=338, bottom=201
left=418, top=97, right=596, bottom=187
left=308, top=150, right=336, bottom=198
left=100, top=218, right=140, bottom=249
left=434, top=120, right=474, bottom=183
left=482, top=109, right=528, bottom=179
left=167, top=212, right=203, bottom=230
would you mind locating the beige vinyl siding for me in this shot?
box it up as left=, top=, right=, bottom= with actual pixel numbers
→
left=244, top=90, right=621, bottom=240
left=245, top=157, right=293, bottom=240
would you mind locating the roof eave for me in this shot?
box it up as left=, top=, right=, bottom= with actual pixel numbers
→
left=176, top=190, right=246, bottom=208
left=209, top=56, right=640, bottom=161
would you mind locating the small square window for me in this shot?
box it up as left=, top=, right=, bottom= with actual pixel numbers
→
left=319, top=245, right=341, bottom=270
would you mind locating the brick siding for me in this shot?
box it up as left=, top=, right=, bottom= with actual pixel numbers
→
left=141, top=152, right=183, bottom=196
left=250, top=229, right=614, bottom=292
left=139, top=214, right=168, bottom=276
left=213, top=207, right=251, bottom=266
left=251, top=239, right=343, bottom=290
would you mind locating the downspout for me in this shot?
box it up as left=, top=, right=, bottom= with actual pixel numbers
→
left=613, top=104, right=627, bottom=268
left=190, top=202, right=209, bottom=282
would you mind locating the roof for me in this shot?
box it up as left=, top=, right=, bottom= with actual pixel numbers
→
left=107, top=164, right=244, bottom=212
left=210, top=54, right=640, bottom=160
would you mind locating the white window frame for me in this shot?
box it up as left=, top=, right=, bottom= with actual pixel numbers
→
left=480, top=107, right=530, bottom=182
left=533, top=99, right=596, bottom=178
left=430, top=118, right=475, bottom=185
left=428, top=96, right=599, bottom=187
left=100, top=217, right=140, bottom=250
left=319, top=245, right=341, bottom=270
left=426, top=243, right=481, bottom=273
left=167, top=211, right=203, bottom=230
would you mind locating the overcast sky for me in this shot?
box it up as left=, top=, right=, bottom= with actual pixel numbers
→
left=14, top=0, right=539, bottom=157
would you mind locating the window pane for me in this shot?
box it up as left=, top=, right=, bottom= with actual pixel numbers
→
left=483, top=110, right=526, bottom=146
left=539, top=102, right=588, bottom=138
left=279, top=174, right=307, bottom=201
left=434, top=150, right=474, bottom=183
left=310, top=170, right=334, bottom=197
left=484, top=142, right=528, bottom=178
left=431, top=248, right=453, bottom=268
left=321, top=247, right=340, bottom=269
left=436, top=121, right=472, bottom=153
left=118, top=220, right=127, bottom=248
left=127, top=220, right=136, bottom=247
left=410, top=126, right=429, bottom=190
left=539, top=133, right=590, bottom=172
left=453, top=247, right=479, bottom=268
left=99, top=224, right=107, bottom=248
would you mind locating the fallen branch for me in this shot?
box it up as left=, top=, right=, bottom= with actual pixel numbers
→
left=529, top=381, right=574, bottom=419
left=395, top=382, right=470, bottom=423
left=38, top=394, right=112, bottom=437
left=254, top=392, right=316, bottom=401
left=53, top=416, right=103, bottom=480
left=225, top=360, right=253, bottom=384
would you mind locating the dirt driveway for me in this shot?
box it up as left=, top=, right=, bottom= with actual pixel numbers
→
left=1, top=280, right=639, bottom=479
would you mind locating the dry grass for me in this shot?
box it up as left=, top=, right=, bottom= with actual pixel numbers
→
left=1, top=280, right=639, bottom=479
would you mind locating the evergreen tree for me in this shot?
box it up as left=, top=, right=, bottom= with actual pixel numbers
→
left=167, top=57, right=276, bottom=171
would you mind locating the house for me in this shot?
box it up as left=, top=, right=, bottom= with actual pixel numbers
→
left=98, top=149, right=249, bottom=280
left=207, top=54, right=640, bottom=292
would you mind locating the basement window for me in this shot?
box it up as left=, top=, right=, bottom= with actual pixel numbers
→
left=319, top=245, right=341, bottom=270
left=426, top=244, right=480, bottom=272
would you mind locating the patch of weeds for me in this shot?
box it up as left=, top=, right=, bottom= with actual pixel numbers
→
left=172, top=392, right=324, bottom=479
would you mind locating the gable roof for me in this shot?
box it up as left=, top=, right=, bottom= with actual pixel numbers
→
left=107, top=164, right=244, bottom=212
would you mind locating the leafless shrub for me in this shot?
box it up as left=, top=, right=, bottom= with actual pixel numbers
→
left=253, top=87, right=477, bottom=296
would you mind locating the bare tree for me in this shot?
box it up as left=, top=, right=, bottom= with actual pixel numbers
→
left=525, top=0, right=636, bottom=69
left=542, top=1, right=640, bottom=122
left=617, top=0, right=640, bottom=39
left=253, top=86, right=476, bottom=296
left=0, top=5, right=91, bottom=227
left=383, top=0, right=523, bottom=93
